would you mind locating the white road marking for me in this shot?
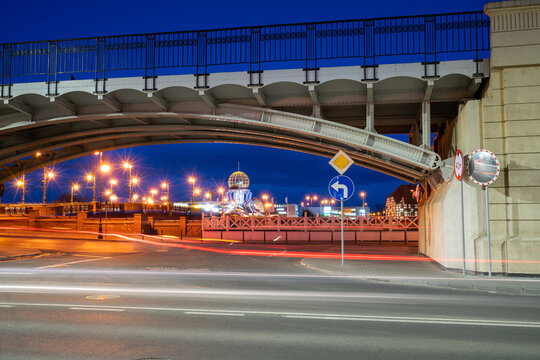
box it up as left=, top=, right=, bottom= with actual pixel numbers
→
left=1, top=301, right=539, bottom=328
left=185, top=311, right=245, bottom=317
left=1, top=268, right=540, bottom=285
left=0, top=305, right=13, bottom=308
left=273, top=236, right=281, bottom=242
left=36, top=256, right=111, bottom=269
left=69, top=307, right=124, bottom=312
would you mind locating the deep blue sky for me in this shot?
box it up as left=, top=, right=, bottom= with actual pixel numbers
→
left=0, top=0, right=489, bottom=207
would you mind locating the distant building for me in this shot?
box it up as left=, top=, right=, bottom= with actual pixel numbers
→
left=385, top=184, right=420, bottom=217
left=299, top=205, right=369, bottom=218
left=274, top=204, right=298, bottom=217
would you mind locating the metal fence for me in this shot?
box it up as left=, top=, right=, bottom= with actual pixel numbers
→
left=203, top=215, right=418, bottom=231
left=0, top=11, right=489, bottom=96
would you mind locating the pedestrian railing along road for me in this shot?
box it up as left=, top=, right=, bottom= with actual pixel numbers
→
left=203, top=215, right=418, bottom=231
left=1, top=11, right=489, bottom=96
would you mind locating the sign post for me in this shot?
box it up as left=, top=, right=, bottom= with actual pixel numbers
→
left=467, top=149, right=500, bottom=278
left=454, top=150, right=466, bottom=276
left=329, top=175, right=355, bottom=266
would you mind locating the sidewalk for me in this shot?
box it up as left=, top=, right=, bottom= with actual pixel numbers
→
left=301, top=246, right=540, bottom=296
left=0, top=247, right=41, bottom=261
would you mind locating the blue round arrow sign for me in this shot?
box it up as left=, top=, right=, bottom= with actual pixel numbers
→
left=328, top=175, right=355, bottom=201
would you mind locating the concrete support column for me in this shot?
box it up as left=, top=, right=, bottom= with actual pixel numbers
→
left=421, top=100, right=431, bottom=149
left=365, top=83, right=376, bottom=132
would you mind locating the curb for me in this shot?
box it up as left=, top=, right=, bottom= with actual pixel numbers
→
left=0, top=250, right=42, bottom=261
left=299, top=258, right=540, bottom=297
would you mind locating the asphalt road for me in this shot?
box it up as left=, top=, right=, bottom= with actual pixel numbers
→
left=1, top=234, right=539, bottom=359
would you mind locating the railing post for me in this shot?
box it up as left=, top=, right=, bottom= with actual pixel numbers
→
left=303, top=24, right=319, bottom=84
left=248, top=27, right=262, bottom=86
left=144, top=35, right=157, bottom=91
left=195, top=31, right=208, bottom=89
left=94, top=38, right=107, bottom=94
left=1, top=44, right=12, bottom=99
left=46, top=41, right=58, bottom=97
left=422, top=16, right=438, bottom=78
left=362, top=20, right=378, bottom=81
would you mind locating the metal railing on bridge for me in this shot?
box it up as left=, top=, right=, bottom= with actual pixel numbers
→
left=0, top=11, right=489, bottom=96
left=203, top=215, right=418, bottom=231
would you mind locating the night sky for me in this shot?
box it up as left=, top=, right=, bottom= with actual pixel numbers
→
left=0, top=0, right=489, bottom=208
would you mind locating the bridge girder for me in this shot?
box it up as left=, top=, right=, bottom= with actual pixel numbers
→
left=0, top=103, right=442, bottom=184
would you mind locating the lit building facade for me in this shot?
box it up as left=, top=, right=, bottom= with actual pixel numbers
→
left=385, top=184, right=420, bottom=217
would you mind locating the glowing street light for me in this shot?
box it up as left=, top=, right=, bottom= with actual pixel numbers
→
left=194, top=188, right=201, bottom=205
left=188, top=176, right=196, bottom=208
left=42, top=169, right=55, bottom=205
left=360, top=191, right=366, bottom=217
left=110, top=195, right=117, bottom=203
left=132, top=194, right=139, bottom=201
left=86, top=173, right=96, bottom=204
left=123, top=162, right=134, bottom=202
left=16, top=175, right=25, bottom=205
left=96, top=152, right=110, bottom=239
left=100, top=163, right=111, bottom=173
left=161, top=181, right=170, bottom=212
left=71, top=183, right=79, bottom=204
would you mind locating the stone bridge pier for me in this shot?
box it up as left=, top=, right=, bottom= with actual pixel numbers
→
left=420, top=0, right=540, bottom=275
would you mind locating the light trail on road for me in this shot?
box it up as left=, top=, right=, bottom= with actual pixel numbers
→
left=2, top=226, right=540, bottom=265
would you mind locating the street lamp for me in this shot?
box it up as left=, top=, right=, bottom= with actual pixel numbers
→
left=71, top=183, right=79, bottom=204
left=194, top=188, right=201, bottom=205
left=86, top=173, right=96, bottom=205
left=16, top=175, right=25, bottom=205
left=97, top=152, right=110, bottom=239
left=161, top=181, right=170, bottom=212
left=42, top=169, right=54, bottom=204
left=188, top=177, right=196, bottom=209
left=360, top=191, right=366, bottom=217
left=123, top=162, right=133, bottom=202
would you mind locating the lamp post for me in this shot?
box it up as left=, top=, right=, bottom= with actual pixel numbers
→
left=188, top=177, right=196, bottom=211
left=123, top=162, right=133, bottom=202
left=360, top=191, right=366, bottom=218
left=161, top=181, right=170, bottom=212
left=86, top=174, right=96, bottom=206
left=16, top=175, right=25, bottom=205
left=71, top=183, right=79, bottom=204
left=42, top=168, right=54, bottom=205
left=98, top=152, right=110, bottom=240
left=194, top=188, right=200, bottom=208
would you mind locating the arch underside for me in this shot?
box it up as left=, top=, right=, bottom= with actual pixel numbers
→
left=0, top=104, right=441, bottom=184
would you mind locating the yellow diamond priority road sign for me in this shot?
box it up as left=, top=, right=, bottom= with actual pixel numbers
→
left=329, top=150, right=354, bottom=175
